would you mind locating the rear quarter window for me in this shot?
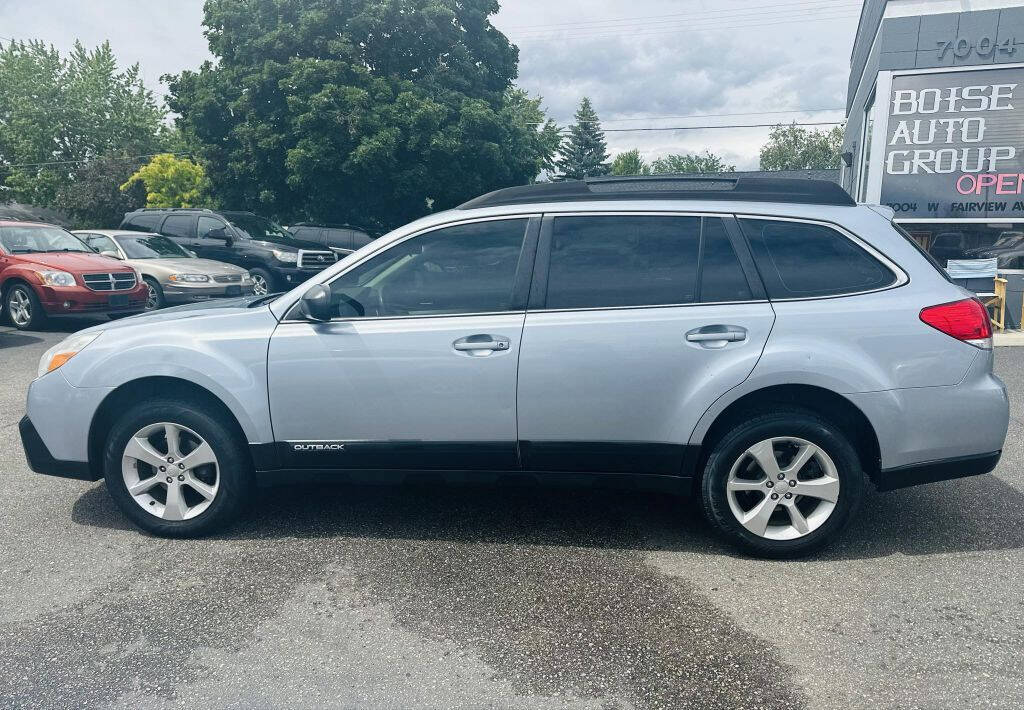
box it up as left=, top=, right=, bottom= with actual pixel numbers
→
left=123, top=214, right=161, bottom=232
left=739, top=218, right=896, bottom=299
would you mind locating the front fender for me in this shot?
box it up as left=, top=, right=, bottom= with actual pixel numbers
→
left=59, top=308, right=277, bottom=443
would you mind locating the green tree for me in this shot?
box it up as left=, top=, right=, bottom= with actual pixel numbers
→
left=650, top=150, right=735, bottom=174
left=0, top=39, right=165, bottom=206
left=121, top=154, right=208, bottom=208
left=759, top=123, right=844, bottom=170
left=555, top=97, right=609, bottom=180
left=610, top=149, right=650, bottom=176
left=166, top=0, right=558, bottom=231
left=55, top=155, right=147, bottom=227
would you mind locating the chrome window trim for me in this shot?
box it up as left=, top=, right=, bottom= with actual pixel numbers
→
left=732, top=213, right=910, bottom=302
left=278, top=214, right=539, bottom=323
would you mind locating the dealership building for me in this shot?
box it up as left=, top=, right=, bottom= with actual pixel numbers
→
left=843, top=0, right=1024, bottom=289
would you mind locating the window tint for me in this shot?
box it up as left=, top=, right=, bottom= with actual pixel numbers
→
left=197, top=216, right=227, bottom=239
left=740, top=218, right=895, bottom=298
left=545, top=216, right=700, bottom=309
left=325, top=219, right=528, bottom=318
left=699, top=218, right=753, bottom=302
left=83, top=234, right=119, bottom=254
left=161, top=215, right=195, bottom=239
left=123, top=214, right=161, bottom=232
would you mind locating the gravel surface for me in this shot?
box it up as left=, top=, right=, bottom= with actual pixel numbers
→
left=1, top=318, right=1022, bottom=709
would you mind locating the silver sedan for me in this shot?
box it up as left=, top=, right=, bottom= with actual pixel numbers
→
left=74, top=230, right=254, bottom=310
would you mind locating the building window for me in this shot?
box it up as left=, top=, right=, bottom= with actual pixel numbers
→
left=857, top=91, right=876, bottom=203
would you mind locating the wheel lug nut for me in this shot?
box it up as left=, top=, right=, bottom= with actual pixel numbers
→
left=178, top=463, right=185, bottom=469
left=159, top=466, right=166, bottom=472
left=177, top=474, right=185, bottom=481
left=788, top=480, right=797, bottom=487
left=765, top=481, right=774, bottom=488
left=777, top=473, right=785, bottom=480
left=770, top=493, right=779, bottom=500
left=166, top=457, right=174, bottom=463
left=165, top=476, right=173, bottom=483
left=784, top=492, right=793, bottom=499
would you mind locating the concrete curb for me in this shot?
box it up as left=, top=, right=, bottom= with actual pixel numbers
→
left=995, top=331, right=1024, bottom=347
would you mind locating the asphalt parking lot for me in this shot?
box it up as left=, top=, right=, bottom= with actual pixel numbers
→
left=1, top=318, right=1023, bottom=709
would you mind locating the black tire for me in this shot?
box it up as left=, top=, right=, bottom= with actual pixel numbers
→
left=103, top=398, right=252, bottom=537
left=248, top=267, right=277, bottom=296
left=700, top=408, right=865, bottom=559
left=4, top=282, right=47, bottom=330
left=143, top=276, right=166, bottom=310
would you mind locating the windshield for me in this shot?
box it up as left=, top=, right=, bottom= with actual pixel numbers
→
left=117, top=234, right=191, bottom=259
left=226, top=214, right=293, bottom=241
left=0, top=226, right=92, bottom=253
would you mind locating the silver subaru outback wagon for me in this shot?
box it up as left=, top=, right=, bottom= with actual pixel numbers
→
left=19, top=177, right=1009, bottom=558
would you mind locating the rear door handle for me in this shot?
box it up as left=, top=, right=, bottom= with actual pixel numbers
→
left=685, top=325, right=747, bottom=348
left=453, top=334, right=511, bottom=356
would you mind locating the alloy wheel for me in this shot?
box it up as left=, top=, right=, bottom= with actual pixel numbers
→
left=121, top=422, right=220, bottom=521
left=725, top=436, right=841, bottom=541
left=145, top=282, right=159, bottom=310
left=251, top=274, right=268, bottom=296
left=8, top=288, right=31, bottom=326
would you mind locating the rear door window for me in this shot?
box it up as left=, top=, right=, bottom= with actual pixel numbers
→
left=123, top=214, right=161, bottom=232
left=739, top=218, right=896, bottom=298
left=160, top=214, right=196, bottom=239
left=543, top=215, right=701, bottom=309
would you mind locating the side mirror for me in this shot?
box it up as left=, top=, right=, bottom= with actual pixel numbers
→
left=300, top=284, right=336, bottom=321
left=100, top=250, right=122, bottom=259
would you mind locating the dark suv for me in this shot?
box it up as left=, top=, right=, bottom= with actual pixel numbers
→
left=287, top=223, right=375, bottom=256
left=119, top=209, right=338, bottom=295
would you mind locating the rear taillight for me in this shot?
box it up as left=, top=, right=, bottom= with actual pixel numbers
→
left=919, top=298, right=992, bottom=348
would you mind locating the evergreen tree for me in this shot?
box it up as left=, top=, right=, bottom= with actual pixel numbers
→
left=556, top=97, right=610, bottom=180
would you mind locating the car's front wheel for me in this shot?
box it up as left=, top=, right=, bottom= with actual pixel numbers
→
left=700, top=409, right=865, bottom=558
left=5, top=283, right=47, bottom=330
left=248, top=268, right=276, bottom=296
left=143, top=276, right=165, bottom=310
left=103, top=399, right=252, bottom=537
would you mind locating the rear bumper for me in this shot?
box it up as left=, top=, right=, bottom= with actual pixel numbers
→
left=18, top=416, right=98, bottom=481
left=876, top=450, right=1001, bottom=491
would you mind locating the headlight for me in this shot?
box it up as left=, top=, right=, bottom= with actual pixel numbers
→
left=37, top=332, right=101, bottom=378
left=272, top=249, right=298, bottom=263
left=35, top=269, right=76, bottom=287
left=167, top=273, right=210, bottom=283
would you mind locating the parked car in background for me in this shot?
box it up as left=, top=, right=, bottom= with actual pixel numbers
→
left=73, top=230, right=254, bottom=310
left=119, top=208, right=338, bottom=295
left=21, top=177, right=1009, bottom=558
left=287, top=223, right=375, bottom=256
left=0, top=221, right=146, bottom=330
left=928, top=231, right=971, bottom=266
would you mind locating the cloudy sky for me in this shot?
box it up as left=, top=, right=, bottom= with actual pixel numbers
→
left=0, top=0, right=862, bottom=169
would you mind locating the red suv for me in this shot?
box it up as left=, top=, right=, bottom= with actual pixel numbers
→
left=0, top=221, right=147, bottom=330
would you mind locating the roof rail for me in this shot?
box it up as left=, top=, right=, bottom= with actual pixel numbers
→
left=131, top=207, right=216, bottom=213
left=456, top=175, right=856, bottom=210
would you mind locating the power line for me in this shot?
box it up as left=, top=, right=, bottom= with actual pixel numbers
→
left=2, top=152, right=193, bottom=169
left=598, top=121, right=843, bottom=133
left=530, top=107, right=846, bottom=126
left=501, top=0, right=859, bottom=31
left=513, top=12, right=860, bottom=43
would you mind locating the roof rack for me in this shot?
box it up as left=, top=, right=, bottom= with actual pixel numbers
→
left=130, top=207, right=217, bottom=213
left=456, top=175, right=856, bottom=210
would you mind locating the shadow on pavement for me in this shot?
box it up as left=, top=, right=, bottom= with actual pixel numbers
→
left=70, top=469, right=1024, bottom=560
left=0, top=331, right=44, bottom=349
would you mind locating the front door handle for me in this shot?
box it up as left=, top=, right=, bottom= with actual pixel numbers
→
left=686, top=325, right=747, bottom=349
left=453, top=334, right=511, bottom=356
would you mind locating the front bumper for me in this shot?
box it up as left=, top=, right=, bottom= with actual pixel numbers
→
left=274, top=266, right=333, bottom=287
left=18, top=416, right=98, bottom=481
left=162, top=283, right=255, bottom=304
left=38, top=284, right=148, bottom=316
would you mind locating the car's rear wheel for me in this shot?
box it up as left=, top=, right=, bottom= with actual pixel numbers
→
left=5, top=283, right=47, bottom=330
left=103, top=399, right=252, bottom=537
left=248, top=268, right=275, bottom=296
left=700, top=409, right=865, bottom=558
